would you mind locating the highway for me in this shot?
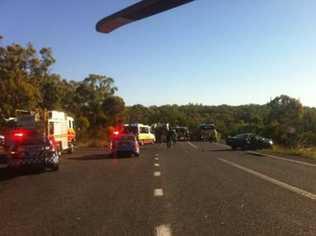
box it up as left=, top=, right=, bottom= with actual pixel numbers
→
left=0, top=142, right=316, bottom=236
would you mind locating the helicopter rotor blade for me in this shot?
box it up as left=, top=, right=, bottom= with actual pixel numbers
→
left=96, top=0, right=195, bottom=33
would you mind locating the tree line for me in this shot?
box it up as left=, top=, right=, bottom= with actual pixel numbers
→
left=125, top=95, right=316, bottom=148
left=1, top=39, right=316, bottom=147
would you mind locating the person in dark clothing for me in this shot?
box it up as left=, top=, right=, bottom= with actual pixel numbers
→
left=166, top=128, right=177, bottom=148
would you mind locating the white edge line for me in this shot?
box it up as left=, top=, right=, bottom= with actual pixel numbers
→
left=187, top=141, right=198, bottom=149
left=247, top=151, right=316, bottom=168
left=155, top=224, right=172, bottom=236
left=218, top=158, right=316, bottom=201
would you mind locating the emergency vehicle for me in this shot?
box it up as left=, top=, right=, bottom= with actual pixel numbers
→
left=16, top=110, right=75, bottom=154
left=47, top=111, right=75, bottom=154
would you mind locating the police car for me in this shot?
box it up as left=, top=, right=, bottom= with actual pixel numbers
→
left=111, top=134, right=140, bottom=157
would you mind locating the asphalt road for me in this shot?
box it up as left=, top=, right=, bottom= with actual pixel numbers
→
left=0, top=142, right=316, bottom=236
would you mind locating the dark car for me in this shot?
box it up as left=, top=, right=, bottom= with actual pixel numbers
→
left=226, top=133, right=273, bottom=150
left=4, top=129, right=60, bottom=170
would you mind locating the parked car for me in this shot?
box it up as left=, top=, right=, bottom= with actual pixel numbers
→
left=4, top=129, right=60, bottom=170
left=111, top=134, right=140, bottom=157
left=175, top=126, right=190, bottom=141
left=226, top=133, right=273, bottom=150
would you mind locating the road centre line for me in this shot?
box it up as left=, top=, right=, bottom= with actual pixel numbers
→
left=218, top=158, right=316, bottom=201
left=154, top=188, right=164, bottom=197
left=187, top=142, right=198, bottom=149
left=154, top=157, right=159, bottom=161
left=154, top=171, right=161, bottom=177
left=154, top=163, right=160, bottom=167
left=155, top=224, right=172, bottom=236
left=247, top=151, right=316, bottom=168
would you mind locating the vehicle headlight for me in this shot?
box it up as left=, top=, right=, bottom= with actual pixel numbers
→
left=269, top=140, right=273, bottom=145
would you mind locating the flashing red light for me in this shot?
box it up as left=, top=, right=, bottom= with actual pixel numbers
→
left=113, top=131, right=120, bottom=136
left=10, top=129, right=30, bottom=142
left=13, top=132, right=24, bottom=137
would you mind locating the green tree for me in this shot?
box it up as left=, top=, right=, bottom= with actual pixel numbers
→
left=266, top=95, right=304, bottom=146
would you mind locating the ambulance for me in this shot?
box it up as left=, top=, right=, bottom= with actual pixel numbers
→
left=47, top=111, right=75, bottom=154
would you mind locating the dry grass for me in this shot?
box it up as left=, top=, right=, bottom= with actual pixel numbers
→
left=261, top=145, right=316, bottom=160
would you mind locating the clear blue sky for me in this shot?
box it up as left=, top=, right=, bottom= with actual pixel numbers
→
left=1, top=0, right=316, bottom=107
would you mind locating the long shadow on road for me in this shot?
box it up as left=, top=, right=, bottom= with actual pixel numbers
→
left=0, top=168, right=44, bottom=182
left=67, top=154, right=133, bottom=161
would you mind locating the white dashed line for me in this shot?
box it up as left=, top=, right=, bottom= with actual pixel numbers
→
left=154, top=171, right=161, bottom=177
left=154, top=188, right=164, bottom=197
left=187, top=141, right=198, bottom=149
left=154, top=157, right=159, bottom=161
left=155, top=224, right=172, bottom=236
left=154, top=163, right=160, bottom=167
left=218, top=158, right=316, bottom=201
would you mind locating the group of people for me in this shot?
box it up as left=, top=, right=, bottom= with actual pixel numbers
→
left=154, top=125, right=177, bottom=147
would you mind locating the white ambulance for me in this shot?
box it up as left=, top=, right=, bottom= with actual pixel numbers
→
left=48, top=111, right=75, bottom=153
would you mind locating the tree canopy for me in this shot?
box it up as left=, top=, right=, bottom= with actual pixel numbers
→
left=0, top=41, right=125, bottom=138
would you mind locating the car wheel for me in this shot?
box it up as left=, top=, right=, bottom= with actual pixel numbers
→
left=45, top=151, right=60, bottom=171
left=50, top=163, right=59, bottom=171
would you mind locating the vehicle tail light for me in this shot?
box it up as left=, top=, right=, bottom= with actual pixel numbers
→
left=10, top=129, right=31, bottom=142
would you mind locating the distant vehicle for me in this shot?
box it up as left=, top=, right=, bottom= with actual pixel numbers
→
left=226, top=133, right=273, bottom=150
left=4, top=128, right=59, bottom=170
left=124, top=124, right=155, bottom=145
left=198, top=124, right=218, bottom=142
left=175, top=126, right=190, bottom=141
left=111, top=134, right=140, bottom=157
